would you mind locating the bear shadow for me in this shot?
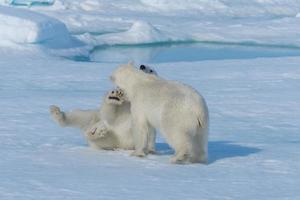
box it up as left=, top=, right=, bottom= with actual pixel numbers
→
left=155, top=141, right=261, bottom=164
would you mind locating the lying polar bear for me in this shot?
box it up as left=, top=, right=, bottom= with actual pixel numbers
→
left=50, top=64, right=157, bottom=151
left=110, top=63, right=209, bottom=164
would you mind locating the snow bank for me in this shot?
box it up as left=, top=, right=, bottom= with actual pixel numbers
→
left=78, top=21, right=174, bottom=46
left=2, top=0, right=300, bottom=56
left=31, top=0, right=300, bottom=18
left=0, top=5, right=69, bottom=44
left=78, top=17, right=300, bottom=49
left=17, top=0, right=299, bottom=49
left=140, top=0, right=300, bottom=17
left=140, top=0, right=227, bottom=14
left=33, top=0, right=300, bottom=19
left=0, top=5, right=88, bottom=57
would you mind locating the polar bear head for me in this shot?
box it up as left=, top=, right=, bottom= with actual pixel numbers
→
left=110, top=62, right=158, bottom=96
left=139, top=64, right=157, bottom=75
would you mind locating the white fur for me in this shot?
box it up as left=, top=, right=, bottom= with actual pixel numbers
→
left=49, top=89, right=135, bottom=150
left=50, top=64, right=157, bottom=151
left=111, top=63, right=209, bottom=164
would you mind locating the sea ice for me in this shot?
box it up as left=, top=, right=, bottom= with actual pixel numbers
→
left=6, top=0, right=54, bottom=6
left=0, top=5, right=88, bottom=56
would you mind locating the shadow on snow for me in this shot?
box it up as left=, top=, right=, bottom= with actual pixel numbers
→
left=155, top=141, right=261, bottom=164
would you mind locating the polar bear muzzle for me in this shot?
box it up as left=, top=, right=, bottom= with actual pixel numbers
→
left=108, top=96, right=120, bottom=101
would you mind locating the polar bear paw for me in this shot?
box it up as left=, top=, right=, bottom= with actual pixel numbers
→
left=49, top=105, right=65, bottom=123
left=86, top=122, right=108, bottom=139
left=106, top=88, right=127, bottom=105
left=169, top=153, right=188, bottom=164
left=130, top=150, right=147, bottom=157
left=148, top=149, right=156, bottom=155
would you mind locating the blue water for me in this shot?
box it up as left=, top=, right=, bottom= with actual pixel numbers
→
left=8, top=0, right=54, bottom=6
left=89, top=42, right=300, bottom=63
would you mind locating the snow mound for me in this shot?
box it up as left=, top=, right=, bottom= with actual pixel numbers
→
left=0, top=5, right=68, bottom=44
left=127, top=21, right=167, bottom=43
left=0, top=5, right=88, bottom=57
left=78, top=21, right=171, bottom=46
left=141, top=0, right=227, bottom=13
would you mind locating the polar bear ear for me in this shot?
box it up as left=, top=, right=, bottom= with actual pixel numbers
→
left=110, top=75, right=115, bottom=82
left=127, top=60, right=135, bottom=67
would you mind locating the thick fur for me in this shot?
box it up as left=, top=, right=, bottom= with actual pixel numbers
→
left=50, top=64, right=157, bottom=151
left=50, top=89, right=133, bottom=150
left=111, top=63, right=209, bottom=164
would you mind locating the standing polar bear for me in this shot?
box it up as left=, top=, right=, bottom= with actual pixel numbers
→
left=50, top=65, right=157, bottom=151
left=110, top=63, right=209, bottom=164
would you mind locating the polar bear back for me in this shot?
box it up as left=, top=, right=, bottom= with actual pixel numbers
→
left=111, top=64, right=209, bottom=129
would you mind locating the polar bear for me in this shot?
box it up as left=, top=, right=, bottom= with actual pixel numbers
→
left=110, top=63, right=209, bottom=164
left=50, top=88, right=134, bottom=150
left=50, top=64, right=157, bottom=151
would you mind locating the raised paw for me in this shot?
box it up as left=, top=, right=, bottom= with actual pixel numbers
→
left=50, top=105, right=61, bottom=115
left=106, top=88, right=127, bottom=105
left=49, top=105, right=65, bottom=122
left=130, top=150, right=147, bottom=157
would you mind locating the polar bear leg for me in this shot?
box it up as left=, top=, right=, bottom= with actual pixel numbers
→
left=170, top=149, right=189, bottom=164
left=169, top=132, right=189, bottom=164
left=131, top=117, right=150, bottom=157
left=160, top=125, right=191, bottom=164
left=49, top=105, right=99, bottom=130
left=85, top=121, right=120, bottom=150
left=85, top=121, right=110, bottom=140
left=189, top=129, right=208, bottom=164
left=50, top=105, right=66, bottom=126
left=147, top=127, right=156, bottom=154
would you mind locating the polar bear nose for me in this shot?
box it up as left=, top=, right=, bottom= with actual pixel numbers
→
left=140, top=65, right=146, bottom=70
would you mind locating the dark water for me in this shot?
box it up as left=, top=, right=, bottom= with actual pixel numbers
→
left=89, top=42, right=300, bottom=63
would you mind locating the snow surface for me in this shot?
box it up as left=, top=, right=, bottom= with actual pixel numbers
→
left=78, top=21, right=170, bottom=46
left=0, top=5, right=67, bottom=44
left=0, top=0, right=300, bottom=199
left=0, top=5, right=88, bottom=57
left=27, top=0, right=300, bottom=49
left=2, top=0, right=300, bottom=53
left=1, top=48, right=300, bottom=199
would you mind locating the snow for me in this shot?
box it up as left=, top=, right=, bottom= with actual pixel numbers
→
left=25, top=0, right=300, bottom=49
left=2, top=0, right=300, bottom=50
left=1, top=48, right=300, bottom=199
left=78, top=21, right=171, bottom=46
left=0, top=0, right=300, bottom=199
left=0, top=5, right=88, bottom=57
left=0, top=5, right=66, bottom=44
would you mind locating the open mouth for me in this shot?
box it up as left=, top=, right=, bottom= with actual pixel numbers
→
left=108, top=96, right=120, bottom=101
